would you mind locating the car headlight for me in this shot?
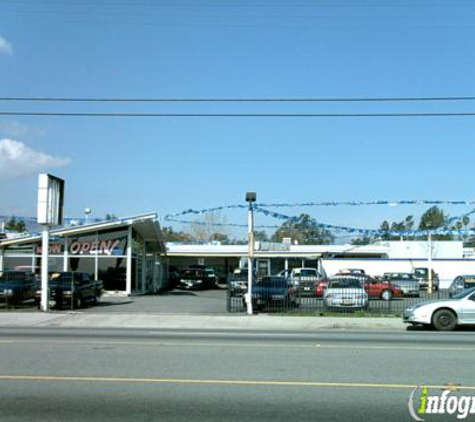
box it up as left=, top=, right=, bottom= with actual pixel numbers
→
left=3, top=289, right=13, bottom=297
left=63, top=290, right=72, bottom=297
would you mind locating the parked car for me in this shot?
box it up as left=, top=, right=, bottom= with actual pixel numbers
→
left=413, top=267, right=439, bottom=292
left=0, top=270, right=37, bottom=304
left=315, top=280, right=329, bottom=297
left=228, top=268, right=254, bottom=296
left=288, top=267, right=325, bottom=297
left=188, top=264, right=221, bottom=284
left=244, top=276, right=297, bottom=311
left=449, top=275, right=475, bottom=298
left=403, top=287, right=475, bottom=331
left=177, top=267, right=218, bottom=290
left=35, top=272, right=103, bottom=309
left=382, top=272, right=420, bottom=297
left=333, top=272, right=403, bottom=301
left=323, top=275, right=368, bottom=310
left=338, top=268, right=366, bottom=275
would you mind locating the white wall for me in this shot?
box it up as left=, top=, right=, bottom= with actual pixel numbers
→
left=321, top=259, right=475, bottom=288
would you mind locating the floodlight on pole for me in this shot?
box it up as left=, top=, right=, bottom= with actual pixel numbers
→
left=84, top=208, right=92, bottom=225
left=245, top=192, right=256, bottom=316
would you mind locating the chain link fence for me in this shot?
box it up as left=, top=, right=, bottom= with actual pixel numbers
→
left=227, top=273, right=451, bottom=316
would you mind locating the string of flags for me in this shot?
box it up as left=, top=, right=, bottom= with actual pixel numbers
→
left=162, top=199, right=475, bottom=237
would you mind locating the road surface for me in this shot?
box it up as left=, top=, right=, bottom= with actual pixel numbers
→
left=0, top=327, right=473, bottom=421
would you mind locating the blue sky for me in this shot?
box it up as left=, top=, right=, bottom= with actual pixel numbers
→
left=0, top=0, right=474, bottom=238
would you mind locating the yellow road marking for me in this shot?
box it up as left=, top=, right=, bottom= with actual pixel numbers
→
left=0, top=375, right=475, bottom=391
left=0, top=339, right=473, bottom=352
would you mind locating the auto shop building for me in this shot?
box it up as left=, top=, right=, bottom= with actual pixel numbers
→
left=0, top=213, right=167, bottom=295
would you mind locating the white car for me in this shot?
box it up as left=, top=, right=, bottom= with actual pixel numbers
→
left=323, top=275, right=368, bottom=310
left=403, top=287, right=475, bottom=331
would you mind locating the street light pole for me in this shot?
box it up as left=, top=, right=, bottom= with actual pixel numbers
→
left=246, top=192, right=256, bottom=315
left=428, top=232, right=433, bottom=294
left=84, top=208, right=92, bottom=225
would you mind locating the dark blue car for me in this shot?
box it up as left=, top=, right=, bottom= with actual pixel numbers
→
left=244, top=276, right=297, bottom=311
left=0, top=271, right=37, bottom=304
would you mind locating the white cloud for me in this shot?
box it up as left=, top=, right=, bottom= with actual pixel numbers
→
left=0, top=139, right=70, bottom=180
left=0, top=34, right=12, bottom=55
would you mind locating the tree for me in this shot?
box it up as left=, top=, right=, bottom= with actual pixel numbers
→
left=104, top=213, right=117, bottom=220
left=418, top=206, right=446, bottom=231
left=351, top=236, right=372, bottom=246
left=189, top=212, right=230, bottom=244
left=418, top=206, right=452, bottom=240
left=270, top=213, right=334, bottom=245
left=161, top=226, right=194, bottom=243
left=5, top=216, right=26, bottom=232
left=380, top=215, right=415, bottom=240
left=254, top=230, right=269, bottom=242
left=210, top=232, right=231, bottom=244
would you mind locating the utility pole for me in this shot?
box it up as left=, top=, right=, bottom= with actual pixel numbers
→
left=245, top=192, right=256, bottom=315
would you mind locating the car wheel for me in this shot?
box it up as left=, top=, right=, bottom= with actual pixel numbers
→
left=432, top=309, right=457, bottom=331
left=92, top=294, right=100, bottom=305
left=380, top=289, right=393, bottom=301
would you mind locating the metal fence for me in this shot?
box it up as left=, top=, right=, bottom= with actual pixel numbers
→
left=227, top=275, right=452, bottom=316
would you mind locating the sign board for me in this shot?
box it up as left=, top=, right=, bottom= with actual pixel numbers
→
left=37, top=173, right=65, bottom=226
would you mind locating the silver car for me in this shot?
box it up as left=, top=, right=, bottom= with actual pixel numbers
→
left=403, top=287, right=475, bottom=331
left=323, top=276, right=368, bottom=310
left=383, top=272, right=420, bottom=297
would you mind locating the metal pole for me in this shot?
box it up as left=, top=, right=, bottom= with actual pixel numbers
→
left=247, top=202, right=254, bottom=315
left=41, top=226, right=50, bottom=311
left=428, top=233, right=433, bottom=294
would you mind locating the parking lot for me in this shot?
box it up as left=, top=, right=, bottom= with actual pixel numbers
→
left=0, top=286, right=450, bottom=316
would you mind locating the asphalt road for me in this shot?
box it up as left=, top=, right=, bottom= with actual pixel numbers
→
left=0, top=327, right=474, bottom=421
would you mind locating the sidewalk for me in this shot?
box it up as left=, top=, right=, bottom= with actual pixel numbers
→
left=0, top=312, right=407, bottom=331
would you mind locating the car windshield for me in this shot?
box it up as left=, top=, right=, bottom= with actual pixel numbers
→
left=0, top=272, right=29, bottom=283
left=453, top=287, right=475, bottom=300
left=182, top=270, right=202, bottom=278
left=463, top=276, right=475, bottom=284
left=298, top=269, right=317, bottom=277
left=414, top=269, right=428, bottom=277
left=49, top=273, right=78, bottom=285
left=328, top=278, right=362, bottom=288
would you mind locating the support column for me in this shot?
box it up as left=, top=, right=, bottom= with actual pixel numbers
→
left=63, top=237, right=69, bottom=272
left=142, top=241, right=147, bottom=293
left=0, top=248, right=4, bottom=271
left=126, top=226, right=133, bottom=296
left=41, top=226, right=50, bottom=312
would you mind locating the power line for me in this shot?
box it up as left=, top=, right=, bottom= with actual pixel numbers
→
left=1, top=111, right=475, bottom=118
left=1, top=96, right=475, bottom=103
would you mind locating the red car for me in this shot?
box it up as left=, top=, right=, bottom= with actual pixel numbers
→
left=316, top=273, right=403, bottom=301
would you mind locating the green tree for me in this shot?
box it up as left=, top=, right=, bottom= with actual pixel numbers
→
left=270, top=213, right=334, bottom=245
left=418, top=206, right=452, bottom=240
left=210, top=232, right=231, bottom=244
left=351, top=236, right=372, bottom=246
left=5, top=216, right=26, bottom=232
left=254, top=230, right=269, bottom=242
left=380, top=215, right=415, bottom=240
